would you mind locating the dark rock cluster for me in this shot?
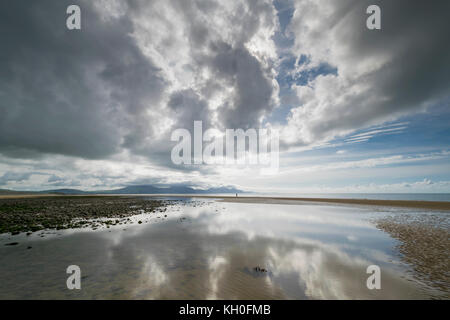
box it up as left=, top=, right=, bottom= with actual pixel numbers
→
left=0, top=196, right=169, bottom=235
left=254, top=266, right=268, bottom=273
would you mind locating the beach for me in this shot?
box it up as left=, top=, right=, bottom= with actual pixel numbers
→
left=0, top=196, right=170, bottom=234
left=0, top=194, right=448, bottom=299
left=217, top=196, right=450, bottom=210
left=2, top=193, right=450, bottom=209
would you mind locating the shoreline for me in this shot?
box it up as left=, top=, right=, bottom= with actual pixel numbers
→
left=2, top=194, right=448, bottom=296
left=375, top=214, right=450, bottom=294
left=0, top=193, right=450, bottom=210
left=218, top=196, right=450, bottom=210
left=0, top=196, right=170, bottom=235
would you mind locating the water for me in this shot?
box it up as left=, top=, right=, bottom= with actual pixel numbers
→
left=0, top=199, right=447, bottom=299
left=244, top=193, right=450, bottom=202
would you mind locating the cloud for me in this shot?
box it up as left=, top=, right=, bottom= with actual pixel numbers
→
left=0, top=172, right=33, bottom=185
left=0, top=0, right=168, bottom=160
left=128, top=0, right=280, bottom=130
left=310, top=178, right=450, bottom=194
left=283, top=150, right=450, bottom=175
left=206, top=42, right=279, bottom=129
left=0, top=0, right=280, bottom=165
left=0, top=0, right=449, bottom=191
left=281, top=0, right=450, bottom=146
left=343, top=122, right=408, bottom=144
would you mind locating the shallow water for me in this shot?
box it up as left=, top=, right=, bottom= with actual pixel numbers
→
left=0, top=199, right=446, bottom=299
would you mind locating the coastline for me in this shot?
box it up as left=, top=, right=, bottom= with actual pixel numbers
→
left=375, top=214, right=450, bottom=294
left=1, top=193, right=450, bottom=210
left=1, top=194, right=448, bottom=298
left=217, top=196, right=450, bottom=210
left=0, top=196, right=170, bottom=234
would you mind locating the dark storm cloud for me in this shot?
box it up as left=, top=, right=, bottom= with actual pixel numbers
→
left=286, top=0, right=450, bottom=145
left=165, top=0, right=278, bottom=130
left=2, top=0, right=447, bottom=164
left=336, top=0, right=450, bottom=127
left=365, top=1, right=450, bottom=111
left=0, top=0, right=280, bottom=172
left=207, top=42, right=275, bottom=130
left=0, top=0, right=166, bottom=159
left=168, top=89, right=212, bottom=129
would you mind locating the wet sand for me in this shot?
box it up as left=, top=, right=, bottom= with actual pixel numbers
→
left=0, top=197, right=448, bottom=299
left=2, top=199, right=447, bottom=299
left=1, top=194, right=450, bottom=210
left=376, top=214, right=449, bottom=293
left=218, top=196, right=450, bottom=210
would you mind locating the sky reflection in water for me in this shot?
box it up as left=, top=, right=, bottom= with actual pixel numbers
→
left=0, top=200, right=443, bottom=299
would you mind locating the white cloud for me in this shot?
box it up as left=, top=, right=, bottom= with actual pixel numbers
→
left=1, top=0, right=449, bottom=192
left=279, top=0, right=450, bottom=148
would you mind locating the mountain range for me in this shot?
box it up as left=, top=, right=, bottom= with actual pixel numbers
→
left=1, top=185, right=242, bottom=195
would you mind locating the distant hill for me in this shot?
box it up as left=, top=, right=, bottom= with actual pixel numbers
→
left=104, top=185, right=241, bottom=194
left=39, top=185, right=242, bottom=195
left=39, top=188, right=90, bottom=195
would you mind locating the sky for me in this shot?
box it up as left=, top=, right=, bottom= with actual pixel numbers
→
left=0, top=0, right=449, bottom=193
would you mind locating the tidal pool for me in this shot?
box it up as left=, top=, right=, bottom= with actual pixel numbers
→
left=0, top=199, right=447, bottom=299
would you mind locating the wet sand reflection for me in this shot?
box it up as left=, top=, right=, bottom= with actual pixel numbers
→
left=0, top=200, right=445, bottom=299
